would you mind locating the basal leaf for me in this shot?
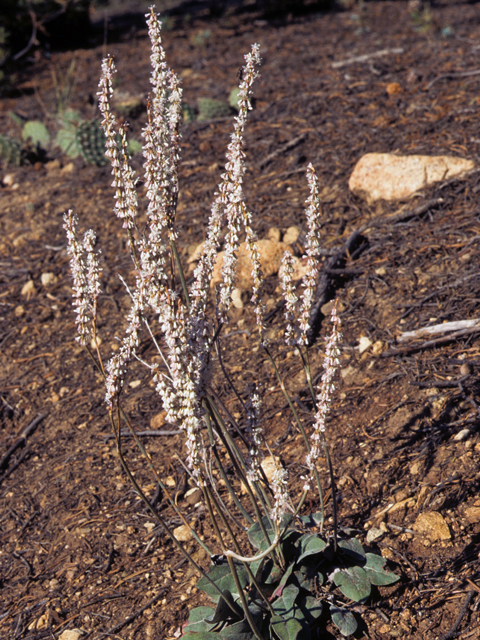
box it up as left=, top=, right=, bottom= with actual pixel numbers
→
left=182, top=606, right=216, bottom=634
left=181, top=632, right=220, bottom=640
left=364, top=553, right=400, bottom=586
left=297, top=512, right=323, bottom=529
left=299, top=596, right=323, bottom=623
left=331, top=606, right=358, bottom=636
left=197, top=564, right=249, bottom=603
left=247, top=516, right=275, bottom=551
left=206, top=590, right=243, bottom=625
left=333, top=566, right=371, bottom=602
left=337, top=538, right=366, bottom=564
left=297, top=534, right=327, bottom=562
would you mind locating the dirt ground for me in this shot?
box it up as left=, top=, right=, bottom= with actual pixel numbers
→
left=1, top=1, right=480, bottom=638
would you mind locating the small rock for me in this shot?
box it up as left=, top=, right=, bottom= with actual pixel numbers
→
left=61, top=162, right=75, bottom=174
left=358, top=336, right=373, bottom=354
left=3, top=173, right=16, bottom=186
left=267, top=227, right=281, bottom=242
left=150, top=411, right=166, bottom=429
left=453, top=428, right=470, bottom=442
left=465, top=500, right=480, bottom=523
left=459, top=362, right=471, bottom=376
left=289, top=256, right=310, bottom=281
left=371, top=340, right=384, bottom=356
left=144, top=522, right=156, bottom=533
left=211, top=240, right=293, bottom=291
left=46, top=159, right=62, bottom=171
left=41, top=272, right=58, bottom=287
left=185, top=487, right=202, bottom=505
left=187, top=241, right=206, bottom=264
left=173, top=524, right=194, bottom=542
left=366, top=527, right=385, bottom=543
left=58, top=630, right=83, bottom=640
left=14, top=305, right=25, bottom=317
left=413, top=511, right=451, bottom=543
left=231, top=287, right=244, bottom=309
left=349, top=153, right=475, bottom=203
left=283, top=226, right=300, bottom=245
left=129, top=379, right=142, bottom=388
left=21, top=279, right=36, bottom=299
left=386, top=82, right=403, bottom=95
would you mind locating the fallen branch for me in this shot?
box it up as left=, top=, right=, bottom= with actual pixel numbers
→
left=398, top=319, right=480, bottom=343
left=426, top=68, right=480, bottom=91
left=101, top=429, right=182, bottom=441
left=332, top=47, right=404, bottom=69
left=0, top=413, right=47, bottom=476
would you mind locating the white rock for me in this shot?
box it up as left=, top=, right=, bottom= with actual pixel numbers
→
left=3, top=173, right=16, bottom=187
left=41, top=272, right=58, bottom=286
left=349, top=153, right=475, bottom=203
left=366, top=527, right=385, bottom=543
left=453, top=428, right=470, bottom=442
left=231, top=287, right=244, bottom=309
left=267, top=227, right=281, bottom=242
left=358, top=336, right=373, bottom=354
left=21, top=279, right=36, bottom=299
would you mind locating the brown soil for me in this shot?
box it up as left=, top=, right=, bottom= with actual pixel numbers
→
left=1, top=1, right=480, bottom=639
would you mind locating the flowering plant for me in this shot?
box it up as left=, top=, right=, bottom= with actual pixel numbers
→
left=64, top=9, right=398, bottom=639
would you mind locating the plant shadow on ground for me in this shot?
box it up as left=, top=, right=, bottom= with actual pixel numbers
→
left=1, top=1, right=480, bottom=639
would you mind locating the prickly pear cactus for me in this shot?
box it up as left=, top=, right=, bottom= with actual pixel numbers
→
left=197, top=98, right=230, bottom=122
left=0, top=133, right=22, bottom=166
left=75, top=120, right=108, bottom=166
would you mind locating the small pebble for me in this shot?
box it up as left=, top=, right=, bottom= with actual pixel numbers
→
left=453, top=428, right=470, bottom=442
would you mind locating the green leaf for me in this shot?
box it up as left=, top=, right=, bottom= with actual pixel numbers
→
left=228, top=87, right=240, bottom=109
left=299, top=596, right=323, bottom=623
left=297, top=534, right=326, bottom=562
left=181, top=632, right=219, bottom=640
left=206, top=590, right=243, bottom=626
left=196, top=564, right=249, bottom=603
left=364, top=553, right=400, bottom=586
left=22, top=121, right=50, bottom=148
left=338, top=538, right=366, bottom=564
left=183, top=606, right=216, bottom=633
left=247, top=517, right=275, bottom=552
left=270, top=614, right=305, bottom=640
left=333, top=567, right=371, bottom=602
left=297, top=512, right=323, bottom=529
left=331, top=606, right=358, bottom=636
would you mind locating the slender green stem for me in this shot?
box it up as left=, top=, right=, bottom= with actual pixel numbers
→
left=202, top=400, right=254, bottom=525
left=227, top=556, right=264, bottom=640
left=108, top=408, right=237, bottom=615
left=321, top=435, right=338, bottom=552
left=264, top=345, right=324, bottom=524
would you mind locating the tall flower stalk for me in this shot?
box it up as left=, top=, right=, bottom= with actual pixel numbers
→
left=64, top=10, right=350, bottom=637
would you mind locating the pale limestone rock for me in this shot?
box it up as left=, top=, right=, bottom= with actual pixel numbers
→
left=349, top=153, right=475, bottom=203
left=173, top=524, right=194, bottom=542
left=58, top=631, right=83, bottom=640
left=21, top=279, right=36, bottom=299
left=283, top=226, right=300, bottom=245
left=267, top=226, right=281, bottom=242
left=211, top=240, right=293, bottom=290
left=413, top=511, right=451, bottom=542
left=150, top=411, right=166, bottom=429
left=41, top=272, right=58, bottom=286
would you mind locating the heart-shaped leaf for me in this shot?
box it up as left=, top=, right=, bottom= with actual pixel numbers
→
left=206, top=590, right=244, bottom=626
left=333, top=566, right=371, bottom=602
left=331, top=606, right=358, bottom=636
left=182, top=606, right=216, bottom=634
left=338, top=538, right=366, bottom=564
left=297, top=534, right=327, bottom=562
left=364, top=553, right=400, bottom=586
left=197, top=564, right=249, bottom=603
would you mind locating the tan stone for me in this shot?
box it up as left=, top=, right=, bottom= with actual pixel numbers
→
left=211, top=240, right=293, bottom=291
left=173, top=524, right=194, bottom=542
left=150, top=411, right=166, bottom=429
left=413, top=511, right=451, bottom=543
left=349, top=153, right=475, bottom=203
left=58, top=629, right=83, bottom=640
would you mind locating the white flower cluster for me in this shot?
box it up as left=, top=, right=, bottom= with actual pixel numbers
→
left=270, top=462, right=290, bottom=526
left=245, top=384, right=263, bottom=482
left=63, top=210, right=101, bottom=346
left=66, top=10, right=263, bottom=484
left=304, top=304, right=342, bottom=488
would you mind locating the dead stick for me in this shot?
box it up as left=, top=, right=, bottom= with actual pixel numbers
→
left=100, top=588, right=168, bottom=636
left=0, top=413, right=47, bottom=474
left=437, top=590, right=475, bottom=640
